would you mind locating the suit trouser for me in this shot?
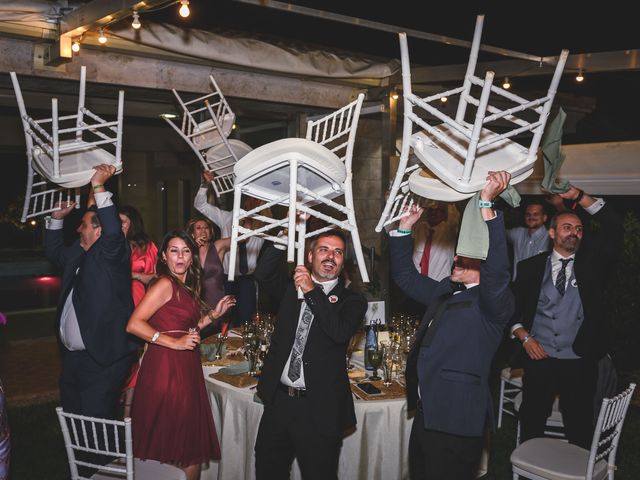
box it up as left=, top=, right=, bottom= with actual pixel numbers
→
left=60, top=349, right=134, bottom=419
left=224, top=275, right=256, bottom=327
left=409, top=407, right=483, bottom=480
left=520, top=356, right=597, bottom=449
left=255, top=388, right=342, bottom=480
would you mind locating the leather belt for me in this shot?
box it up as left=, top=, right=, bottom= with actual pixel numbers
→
left=279, top=383, right=307, bottom=398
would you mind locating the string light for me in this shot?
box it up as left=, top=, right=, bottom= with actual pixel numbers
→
left=131, top=11, right=141, bottom=30
left=179, top=0, right=190, bottom=18
left=502, top=77, right=511, bottom=90
left=391, top=91, right=399, bottom=100
left=575, top=69, right=585, bottom=83
left=98, top=28, right=107, bottom=44
left=71, top=39, right=81, bottom=53
left=440, top=96, right=448, bottom=103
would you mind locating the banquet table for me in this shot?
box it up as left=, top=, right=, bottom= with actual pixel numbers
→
left=200, top=352, right=488, bottom=480
left=200, top=354, right=413, bottom=480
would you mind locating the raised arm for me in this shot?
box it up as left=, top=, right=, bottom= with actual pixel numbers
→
left=91, top=165, right=129, bottom=262
left=194, top=170, right=232, bottom=231
left=45, top=201, right=78, bottom=268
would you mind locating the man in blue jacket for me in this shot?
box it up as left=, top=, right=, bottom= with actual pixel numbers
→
left=389, top=171, right=514, bottom=479
left=45, top=164, right=137, bottom=419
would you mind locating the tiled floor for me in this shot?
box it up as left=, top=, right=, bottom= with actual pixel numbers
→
left=0, top=336, right=61, bottom=407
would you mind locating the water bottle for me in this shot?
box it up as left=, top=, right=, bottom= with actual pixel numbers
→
left=364, top=323, right=376, bottom=371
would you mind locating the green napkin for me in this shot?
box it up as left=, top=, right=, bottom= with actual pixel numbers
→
left=456, top=187, right=521, bottom=260
left=541, top=108, right=570, bottom=194
left=219, top=361, right=250, bottom=376
left=200, top=343, right=228, bottom=361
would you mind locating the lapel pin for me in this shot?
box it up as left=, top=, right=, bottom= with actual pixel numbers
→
left=328, top=295, right=338, bottom=303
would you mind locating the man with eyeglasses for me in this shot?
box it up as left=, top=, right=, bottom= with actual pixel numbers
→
left=510, top=184, right=623, bottom=448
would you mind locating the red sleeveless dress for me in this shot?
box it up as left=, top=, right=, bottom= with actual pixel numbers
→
left=132, top=278, right=220, bottom=465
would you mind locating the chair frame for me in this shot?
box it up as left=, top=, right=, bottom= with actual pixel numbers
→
left=512, top=383, right=636, bottom=480
left=10, top=67, right=122, bottom=221
left=228, top=93, right=369, bottom=284
left=376, top=15, right=568, bottom=231
left=164, top=75, right=240, bottom=195
left=498, top=367, right=523, bottom=429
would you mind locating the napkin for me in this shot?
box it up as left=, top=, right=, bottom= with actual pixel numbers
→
left=219, top=361, right=250, bottom=376
left=540, top=108, right=571, bottom=194
left=456, top=187, right=521, bottom=260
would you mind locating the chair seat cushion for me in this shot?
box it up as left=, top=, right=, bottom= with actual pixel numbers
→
left=411, top=125, right=535, bottom=194
left=511, top=438, right=608, bottom=480
left=234, top=138, right=345, bottom=203
left=91, top=458, right=186, bottom=479
left=32, top=139, right=122, bottom=188
left=205, top=139, right=252, bottom=176
left=192, top=113, right=235, bottom=150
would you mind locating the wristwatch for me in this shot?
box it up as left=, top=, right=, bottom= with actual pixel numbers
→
left=478, top=199, right=494, bottom=208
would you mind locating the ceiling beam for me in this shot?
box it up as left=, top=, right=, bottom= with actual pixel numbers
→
left=232, top=0, right=541, bottom=62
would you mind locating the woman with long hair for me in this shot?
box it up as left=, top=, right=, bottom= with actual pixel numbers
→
left=118, top=205, right=157, bottom=306
left=127, top=231, right=235, bottom=480
left=186, top=217, right=230, bottom=334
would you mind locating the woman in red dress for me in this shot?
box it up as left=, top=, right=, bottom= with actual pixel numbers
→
left=127, top=231, right=235, bottom=480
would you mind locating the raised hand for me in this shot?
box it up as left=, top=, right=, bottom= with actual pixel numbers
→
left=293, top=265, right=314, bottom=293
left=398, top=204, right=424, bottom=232
left=210, top=295, right=237, bottom=321
left=480, top=170, right=511, bottom=201
left=51, top=200, right=76, bottom=220
left=202, top=170, right=215, bottom=183
left=90, top=164, right=116, bottom=187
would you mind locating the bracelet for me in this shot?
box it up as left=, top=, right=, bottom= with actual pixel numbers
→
left=92, top=184, right=105, bottom=191
left=522, top=334, right=533, bottom=345
left=150, top=331, right=160, bottom=343
left=397, top=229, right=412, bottom=234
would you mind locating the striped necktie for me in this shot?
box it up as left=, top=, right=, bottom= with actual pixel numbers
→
left=555, top=258, right=573, bottom=296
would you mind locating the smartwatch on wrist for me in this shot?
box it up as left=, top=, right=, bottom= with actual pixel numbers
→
left=478, top=199, right=494, bottom=209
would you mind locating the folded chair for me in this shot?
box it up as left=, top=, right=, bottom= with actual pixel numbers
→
left=11, top=67, right=123, bottom=221
left=56, top=407, right=186, bottom=480
left=376, top=15, right=568, bottom=231
left=511, top=383, right=636, bottom=480
left=228, top=93, right=369, bottom=284
left=165, top=75, right=248, bottom=195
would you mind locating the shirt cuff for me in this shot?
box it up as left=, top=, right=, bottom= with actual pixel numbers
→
left=510, top=323, right=524, bottom=338
left=94, top=191, right=114, bottom=209
left=389, top=229, right=412, bottom=237
left=45, top=216, right=64, bottom=230
left=583, top=197, right=605, bottom=215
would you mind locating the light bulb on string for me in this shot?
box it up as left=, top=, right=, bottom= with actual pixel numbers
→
left=502, top=77, right=511, bottom=90
left=179, top=0, right=190, bottom=18
left=440, top=96, right=448, bottom=103
left=98, top=28, right=107, bottom=44
left=71, top=39, right=81, bottom=53
left=131, top=11, right=141, bottom=30
left=575, top=70, right=585, bottom=83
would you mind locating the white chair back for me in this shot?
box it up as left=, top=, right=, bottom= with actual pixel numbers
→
left=165, top=75, right=242, bottom=195
left=56, top=407, right=186, bottom=480
left=586, top=383, right=636, bottom=479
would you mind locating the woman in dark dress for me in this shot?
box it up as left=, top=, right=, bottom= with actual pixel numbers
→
left=127, top=231, right=235, bottom=480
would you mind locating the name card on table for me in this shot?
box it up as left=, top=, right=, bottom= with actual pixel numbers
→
left=364, top=301, right=385, bottom=325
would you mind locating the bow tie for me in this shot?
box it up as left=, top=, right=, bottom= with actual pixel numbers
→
left=450, top=281, right=467, bottom=292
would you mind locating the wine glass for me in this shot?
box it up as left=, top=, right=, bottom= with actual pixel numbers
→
left=367, top=348, right=383, bottom=381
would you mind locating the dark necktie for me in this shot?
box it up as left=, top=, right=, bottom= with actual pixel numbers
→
left=555, top=258, right=573, bottom=296
left=287, top=303, right=314, bottom=382
left=238, top=241, right=249, bottom=275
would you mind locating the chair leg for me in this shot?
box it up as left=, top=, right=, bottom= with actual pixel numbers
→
left=498, top=378, right=506, bottom=428
left=287, top=160, right=298, bottom=263
left=228, top=184, right=243, bottom=281
left=343, top=183, right=369, bottom=282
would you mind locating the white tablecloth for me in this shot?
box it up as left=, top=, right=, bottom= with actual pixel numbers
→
left=200, top=362, right=412, bottom=480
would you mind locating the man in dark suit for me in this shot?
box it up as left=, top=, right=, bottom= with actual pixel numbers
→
left=253, top=229, right=367, bottom=480
left=510, top=185, right=623, bottom=448
left=45, top=164, right=137, bottom=419
left=390, top=171, right=514, bottom=479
